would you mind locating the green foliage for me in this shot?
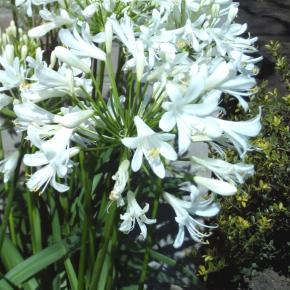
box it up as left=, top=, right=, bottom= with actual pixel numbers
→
left=198, top=42, right=290, bottom=289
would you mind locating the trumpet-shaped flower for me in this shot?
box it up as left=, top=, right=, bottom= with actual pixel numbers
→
left=164, top=191, right=219, bottom=247
left=122, top=116, right=177, bottom=178
left=24, top=125, right=78, bottom=193
left=119, top=191, right=156, bottom=240
left=159, top=75, right=221, bottom=154
left=210, top=107, right=262, bottom=156
left=58, top=26, right=106, bottom=61
left=192, top=156, right=254, bottom=184
left=108, top=15, right=146, bottom=80
left=28, top=9, right=73, bottom=38
left=0, top=45, right=24, bottom=91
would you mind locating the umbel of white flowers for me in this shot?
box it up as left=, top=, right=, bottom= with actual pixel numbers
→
left=0, top=0, right=262, bottom=247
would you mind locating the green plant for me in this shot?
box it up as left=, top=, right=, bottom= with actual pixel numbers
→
left=198, top=41, right=290, bottom=290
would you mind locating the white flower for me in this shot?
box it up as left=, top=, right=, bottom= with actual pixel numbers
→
left=0, top=45, right=24, bottom=91
left=159, top=75, right=221, bottom=154
left=16, top=0, right=57, bottom=17
left=119, top=191, right=156, bottom=240
left=108, top=14, right=146, bottom=80
left=0, top=151, right=19, bottom=183
left=110, top=160, right=130, bottom=207
left=192, top=156, right=254, bottom=184
left=14, top=102, right=55, bottom=130
left=24, top=125, right=77, bottom=193
left=28, top=9, right=73, bottom=38
left=122, top=116, right=177, bottom=178
left=0, top=93, right=12, bottom=109
left=58, top=26, right=106, bottom=61
left=54, top=46, right=91, bottom=73
left=14, top=101, right=94, bottom=132
left=164, top=191, right=219, bottom=247
left=194, top=176, right=237, bottom=196
left=210, top=107, right=262, bottom=156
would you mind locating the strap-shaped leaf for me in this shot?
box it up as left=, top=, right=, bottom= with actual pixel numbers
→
left=0, top=236, right=79, bottom=289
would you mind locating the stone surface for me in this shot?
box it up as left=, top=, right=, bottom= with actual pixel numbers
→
left=249, top=269, right=290, bottom=290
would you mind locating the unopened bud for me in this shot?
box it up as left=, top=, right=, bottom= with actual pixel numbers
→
left=21, top=45, right=28, bottom=61
left=49, top=50, right=56, bottom=68
left=105, top=21, right=113, bottom=54
left=5, top=44, right=14, bottom=64
left=66, top=69, right=74, bottom=94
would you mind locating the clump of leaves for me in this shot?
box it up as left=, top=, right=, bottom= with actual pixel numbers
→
left=197, top=41, right=290, bottom=290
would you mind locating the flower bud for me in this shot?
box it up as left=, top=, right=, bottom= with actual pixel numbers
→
left=49, top=50, right=56, bottom=69
left=136, top=40, right=145, bottom=81
left=105, top=21, right=113, bottom=54
left=66, top=69, right=74, bottom=94
left=21, top=45, right=28, bottom=61
left=5, top=44, right=14, bottom=64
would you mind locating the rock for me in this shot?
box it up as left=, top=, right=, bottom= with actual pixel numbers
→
left=249, top=269, right=290, bottom=290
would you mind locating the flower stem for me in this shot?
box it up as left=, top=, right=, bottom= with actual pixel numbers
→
left=77, top=150, right=92, bottom=290
left=89, top=203, right=117, bottom=290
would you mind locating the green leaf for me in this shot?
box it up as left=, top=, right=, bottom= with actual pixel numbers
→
left=1, top=237, right=39, bottom=290
left=91, top=173, right=103, bottom=193
left=0, top=236, right=80, bottom=289
left=149, top=250, right=176, bottom=267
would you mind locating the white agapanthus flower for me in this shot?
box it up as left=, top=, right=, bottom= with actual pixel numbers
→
left=16, top=0, right=57, bottom=17
left=0, top=151, right=19, bottom=183
left=159, top=75, right=221, bottom=154
left=28, top=9, right=73, bottom=38
left=192, top=156, right=254, bottom=184
left=58, top=26, right=106, bottom=61
left=119, top=191, right=156, bottom=240
left=122, top=116, right=177, bottom=178
left=24, top=126, right=77, bottom=193
left=0, top=45, right=24, bottom=91
left=164, top=191, right=219, bottom=247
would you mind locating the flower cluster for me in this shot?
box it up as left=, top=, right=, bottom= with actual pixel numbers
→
left=0, top=0, right=261, bottom=247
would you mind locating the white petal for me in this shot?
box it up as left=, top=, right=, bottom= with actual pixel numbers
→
left=134, top=116, right=154, bottom=136
left=159, top=142, right=177, bottom=161
left=166, top=82, right=183, bottom=102
left=131, top=147, right=143, bottom=172
left=173, top=224, right=185, bottom=248
left=159, top=111, right=176, bottom=132
left=121, top=137, right=140, bottom=149
left=23, top=152, right=48, bottom=167
left=28, top=23, right=56, bottom=38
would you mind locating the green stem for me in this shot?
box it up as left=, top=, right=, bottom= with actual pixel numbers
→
left=89, top=203, right=117, bottom=290
left=138, top=180, right=162, bottom=290
left=77, top=150, right=93, bottom=290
